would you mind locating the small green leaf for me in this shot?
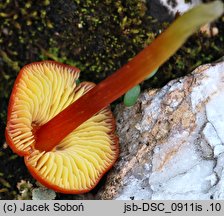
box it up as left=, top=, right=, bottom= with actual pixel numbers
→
left=124, top=85, right=141, bottom=107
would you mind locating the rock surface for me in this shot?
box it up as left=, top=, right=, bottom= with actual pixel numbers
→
left=97, top=59, right=224, bottom=200
left=158, top=0, right=201, bottom=14
left=147, top=0, right=201, bottom=22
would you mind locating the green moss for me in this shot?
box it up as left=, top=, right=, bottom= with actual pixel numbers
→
left=41, top=0, right=158, bottom=81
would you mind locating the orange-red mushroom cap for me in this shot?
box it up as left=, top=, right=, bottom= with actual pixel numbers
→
left=5, top=61, right=119, bottom=194
left=5, top=2, right=221, bottom=193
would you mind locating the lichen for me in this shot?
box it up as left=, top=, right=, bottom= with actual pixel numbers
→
left=32, top=187, right=56, bottom=200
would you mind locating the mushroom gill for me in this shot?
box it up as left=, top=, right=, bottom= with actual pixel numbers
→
left=5, top=1, right=223, bottom=194
left=5, top=61, right=118, bottom=193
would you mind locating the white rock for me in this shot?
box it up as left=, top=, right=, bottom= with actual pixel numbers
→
left=147, top=0, right=201, bottom=24
left=158, top=0, right=201, bottom=15
left=97, top=59, right=224, bottom=200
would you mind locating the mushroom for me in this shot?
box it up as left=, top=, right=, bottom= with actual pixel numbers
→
left=5, top=61, right=119, bottom=194
left=5, top=1, right=223, bottom=194
left=34, top=1, right=224, bottom=151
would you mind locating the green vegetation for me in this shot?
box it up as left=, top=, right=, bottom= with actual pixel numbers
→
left=124, top=85, right=141, bottom=107
left=124, top=68, right=159, bottom=106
